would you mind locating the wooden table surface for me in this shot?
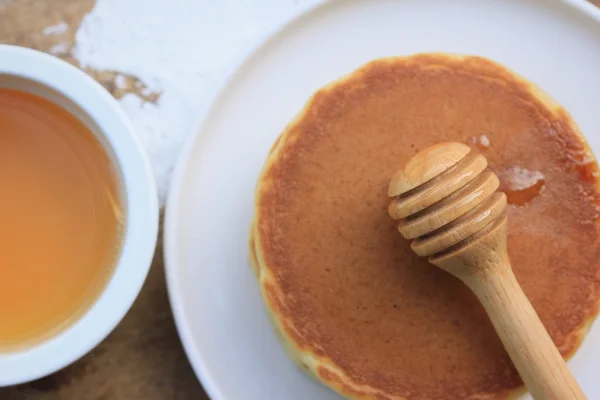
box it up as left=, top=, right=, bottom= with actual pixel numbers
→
left=1, top=0, right=599, bottom=399
left=0, top=2, right=209, bottom=399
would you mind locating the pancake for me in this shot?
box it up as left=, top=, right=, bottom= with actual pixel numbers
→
left=251, top=53, right=600, bottom=399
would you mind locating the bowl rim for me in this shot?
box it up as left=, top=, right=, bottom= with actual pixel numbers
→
left=0, top=45, right=158, bottom=386
left=163, top=0, right=600, bottom=399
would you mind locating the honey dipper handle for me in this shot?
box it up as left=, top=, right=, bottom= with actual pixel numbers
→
left=466, top=266, right=586, bottom=400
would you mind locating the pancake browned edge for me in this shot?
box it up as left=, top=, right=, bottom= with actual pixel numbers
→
left=250, top=53, right=600, bottom=400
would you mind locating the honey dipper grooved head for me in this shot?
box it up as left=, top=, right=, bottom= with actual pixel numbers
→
left=388, top=142, right=507, bottom=258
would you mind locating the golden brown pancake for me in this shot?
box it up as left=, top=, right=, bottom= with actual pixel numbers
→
left=251, top=54, right=600, bottom=400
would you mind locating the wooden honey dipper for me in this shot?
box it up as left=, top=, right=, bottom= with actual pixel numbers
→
left=388, top=142, right=586, bottom=400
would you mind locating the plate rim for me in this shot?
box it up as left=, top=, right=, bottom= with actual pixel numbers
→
left=164, top=1, right=600, bottom=398
left=164, top=2, right=330, bottom=397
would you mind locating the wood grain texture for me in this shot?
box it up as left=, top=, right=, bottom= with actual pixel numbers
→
left=0, top=1, right=206, bottom=399
left=1, top=0, right=600, bottom=399
left=389, top=142, right=586, bottom=398
left=0, top=220, right=206, bottom=400
left=434, top=218, right=586, bottom=400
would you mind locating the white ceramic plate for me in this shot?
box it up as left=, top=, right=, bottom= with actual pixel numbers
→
left=165, top=1, right=600, bottom=398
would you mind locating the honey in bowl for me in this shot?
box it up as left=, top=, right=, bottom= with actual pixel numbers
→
left=0, top=88, right=123, bottom=351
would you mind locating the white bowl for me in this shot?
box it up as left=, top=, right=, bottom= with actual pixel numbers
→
left=165, top=0, right=600, bottom=399
left=0, top=45, right=159, bottom=386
